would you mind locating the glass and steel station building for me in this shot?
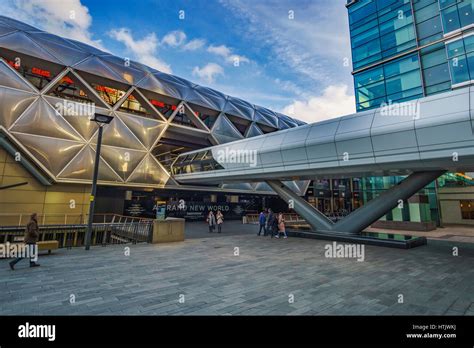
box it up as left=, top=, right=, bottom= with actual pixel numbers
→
left=1, top=0, right=474, bottom=229
left=0, top=15, right=307, bottom=225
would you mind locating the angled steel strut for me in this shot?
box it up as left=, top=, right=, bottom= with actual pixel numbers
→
left=266, top=170, right=445, bottom=235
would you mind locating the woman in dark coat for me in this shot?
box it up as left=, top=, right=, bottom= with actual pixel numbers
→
left=9, top=213, right=40, bottom=270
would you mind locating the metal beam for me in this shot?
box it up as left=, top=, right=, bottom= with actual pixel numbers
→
left=334, top=170, right=445, bottom=234
left=267, top=170, right=445, bottom=235
left=266, top=180, right=334, bottom=231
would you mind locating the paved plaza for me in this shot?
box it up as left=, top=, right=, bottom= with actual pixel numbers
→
left=1, top=221, right=474, bottom=315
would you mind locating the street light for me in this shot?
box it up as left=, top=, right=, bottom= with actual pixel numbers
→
left=85, top=113, right=114, bottom=250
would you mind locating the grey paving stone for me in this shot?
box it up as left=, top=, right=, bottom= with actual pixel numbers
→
left=0, top=221, right=473, bottom=315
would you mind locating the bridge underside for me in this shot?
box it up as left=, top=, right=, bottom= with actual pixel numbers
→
left=266, top=170, right=445, bottom=235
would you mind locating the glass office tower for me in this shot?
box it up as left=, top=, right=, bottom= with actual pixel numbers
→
left=343, top=0, right=473, bottom=228
left=347, top=0, right=473, bottom=111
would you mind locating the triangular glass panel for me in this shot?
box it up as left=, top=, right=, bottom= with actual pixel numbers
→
left=58, top=145, right=122, bottom=182
left=0, top=23, right=16, bottom=37
left=0, top=59, right=35, bottom=92
left=0, top=86, right=37, bottom=129
left=90, top=114, right=146, bottom=150
left=100, top=145, right=147, bottom=181
left=0, top=31, right=61, bottom=64
left=10, top=98, right=82, bottom=141
left=245, top=122, right=264, bottom=138
left=46, top=71, right=108, bottom=107
left=254, top=106, right=279, bottom=128
left=225, top=113, right=251, bottom=136
left=117, top=111, right=166, bottom=149
left=0, top=17, right=39, bottom=32
left=73, top=56, right=128, bottom=84
left=140, top=88, right=180, bottom=119
left=118, top=89, right=162, bottom=119
left=44, top=95, right=103, bottom=141
left=254, top=182, right=273, bottom=192
left=171, top=102, right=206, bottom=129
left=67, top=39, right=106, bottom=56
left=79, top=73, right=129, bottom=107
left=0, top=48, right=65, bottom=91
left=211, top=113, right=244, bottom=144
left=193, top=86, right=226, bottom=111
left=12, top=133, right=84, bottom=176
left=98, top=54, right=147, bottom=85
left=28, top=33, right=91, bottom=66
left=223, top=96, right=254, bottom=121
left=137, top=74, right=181, bottom=99
left=127, top=154, right=170, bottom=186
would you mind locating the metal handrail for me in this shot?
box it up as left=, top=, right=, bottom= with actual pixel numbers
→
left=0, top=213, right=153, bottom=227
left=0, top=221, right=154, bottom=248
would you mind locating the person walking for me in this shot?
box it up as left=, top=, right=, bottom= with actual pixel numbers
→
left=257, top=210, right=266, bottom=236
left=206, top=211, right=216, bottom=233
left=9, top=213, right=40, bottom=270
left=216, top=210, right=224, bottom=233
left=275, top=212, right=288, bottom=239
left=267, top=209, right=277, bottom=238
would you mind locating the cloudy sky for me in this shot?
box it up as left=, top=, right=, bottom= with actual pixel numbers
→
left=3, top=0, right=356, bottom=123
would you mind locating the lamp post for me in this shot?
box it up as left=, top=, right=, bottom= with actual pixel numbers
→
left=85, top=113, right=114, bottom=250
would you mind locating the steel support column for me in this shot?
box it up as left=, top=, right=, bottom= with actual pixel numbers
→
left=267, top=170, right=445, bottom=235
left=334, top=170, right=445, bottom=234
left=266, top=180, right=334, bottom=231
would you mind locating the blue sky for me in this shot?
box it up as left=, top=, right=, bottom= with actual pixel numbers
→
left=4, top=0, right=356, bottom=122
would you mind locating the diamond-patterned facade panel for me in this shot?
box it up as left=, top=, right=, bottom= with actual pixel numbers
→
left=0, top=31, right=62, bottom=65
left=28, top=32, right=91, bottom=66
left=223, top=97, right=254, bottom=121
left=44, top=95, right=104, bottom=141
left=0, top=60, right=36, bottom=92
left=12, top=133, right=84, bottom=175
left=245, top=122, right=263, bottom=138
left=10, top=98, right=82, bottom=141
left=136, top=74, right=181, bottom=99
left=117, top=111, right=167, bottom=149
left=100, top=145, right=147, bottom=181
left=0, top=86, right=37, bottom=129
left=211, top=113, right=244, bottom=144
left=58, top=145, right=123, bottom=182
left=74, top=56, right=128, bottom=84
left=90, top=114, right=146, bottom=151
left=127, top=154, right=170, bottom=185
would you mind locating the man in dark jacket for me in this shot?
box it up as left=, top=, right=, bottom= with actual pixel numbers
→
left=267, top=209, right=276, bottom=238
left=257, top=210, right=266, bottom=236
left=9, top=213, right=40, bottom=270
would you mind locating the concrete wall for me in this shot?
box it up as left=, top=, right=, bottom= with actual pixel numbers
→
left=438, top=186, right=474, bottom=225
left=0, top=147, right=91, bottom=226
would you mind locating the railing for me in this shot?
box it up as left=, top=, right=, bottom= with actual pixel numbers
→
left=0, top=221, right=154, bottom=248
left=244, top=211, right=350, bottom=225
left=0, top=213, right=152, bottom=227
left=244, top=213, right=303, bottom=224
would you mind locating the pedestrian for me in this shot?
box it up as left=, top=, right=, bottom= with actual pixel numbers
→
left=267, top=209, right=277, bottom=238
left=9, top=213, right=40, bottom=270
left=206, top=211, right=216, bottom=233
left=216, top=210, right=224, bottom=233
left=257, top=210, right=266, bottom=236
left=275, top=212, right=288, bottom=239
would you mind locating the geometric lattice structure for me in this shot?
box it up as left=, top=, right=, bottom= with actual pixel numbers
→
left=0, top=15, right=308, bottom=194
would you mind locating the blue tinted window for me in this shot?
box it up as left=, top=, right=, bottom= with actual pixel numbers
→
left=446, top=36, right=474, bottom=85
left=449, top=54, right=470, bottom=83
left=349, top=0, right=377, bottom=26
left=447, top=39, right=465, bottom=58
left=354, top=53, right=423, bottom=110
left=440, top=0, right=473, bottom=33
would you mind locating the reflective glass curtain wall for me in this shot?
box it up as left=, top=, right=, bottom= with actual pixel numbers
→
left=348, top=0, right=474, bottom=111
